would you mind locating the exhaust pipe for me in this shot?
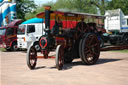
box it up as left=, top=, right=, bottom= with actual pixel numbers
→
left=44, top=6, right=51, bottom=30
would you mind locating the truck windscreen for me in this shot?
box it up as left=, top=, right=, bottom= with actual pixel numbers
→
left=27, top=25, right=35, bottom=33
left=18, top=25, right=26, bottom=35
left=0, top=29, right=6, bottom=35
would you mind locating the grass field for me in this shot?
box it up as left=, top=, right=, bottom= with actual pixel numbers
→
left=0, top=48, right=6, bottom=52
left=111, top=49, right=128, bottom=53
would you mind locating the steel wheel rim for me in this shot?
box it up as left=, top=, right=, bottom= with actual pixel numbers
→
left=35, top=45, right=40, bottom=51
left=29, top=47, right=37, bottom=66
left=58, top=48, right=63, bottom=67
left=56, top=45, right=64, bottom=70
left=13, top=44, right=18, bottom=51
left=14, top=45, right=17, bottom=49
left=83, top=34, right=100, bottom=64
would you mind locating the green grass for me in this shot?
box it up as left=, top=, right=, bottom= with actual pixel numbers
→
left=111, top=50, right=128, bottom=53
left=0, top=48, right=6, bottom=52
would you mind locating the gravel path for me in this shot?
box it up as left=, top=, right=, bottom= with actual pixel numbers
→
left=1, top=51, right=128, bottom=85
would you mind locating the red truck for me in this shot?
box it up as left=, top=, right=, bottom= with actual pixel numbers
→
left=0, top=19, right=22, bottom=51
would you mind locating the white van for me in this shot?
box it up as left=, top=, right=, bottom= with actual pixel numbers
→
left=17, top=18, right=45, bottom=51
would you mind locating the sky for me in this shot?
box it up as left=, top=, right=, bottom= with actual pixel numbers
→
left=34, top=0, right=56, bottom=5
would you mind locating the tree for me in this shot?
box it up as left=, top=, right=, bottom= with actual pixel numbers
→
left=25, top=1, right=54, bottom=20
left=52, top=0, right=97, bottom=14
left=25, top=0, right=99, bottom=19
left=107, top=0, right=128, bottom=15
left=90, top=0, right=128, bottom=15
left=89, top=0, right=110, bottom=15
left=16, top=0, right=37, bottom=20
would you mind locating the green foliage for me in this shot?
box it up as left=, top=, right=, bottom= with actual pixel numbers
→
left=16, top=0, right=37, bottom=20
left=25, top=0, right=98, bottom=19
left=25, top=5, right=45, bottom=20
left=0, top=48, right=6, bottom=52
left=24, top=0, right=128, bottom=20
left=107, top=0, right=128, bottom=15
left=89, top=0, right=110, bottom=15
left=52, top=0, right=97, bottom=13
left=90, top=0, right=128, bottom=15
left=111, top=50, right=128, bottom=53
left=25, top=2, right=54, bottom=20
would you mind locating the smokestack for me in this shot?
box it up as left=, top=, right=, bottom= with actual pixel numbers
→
left=44, top=6, right=51, bottom=29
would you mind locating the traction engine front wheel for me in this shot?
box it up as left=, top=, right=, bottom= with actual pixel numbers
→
left=27, top=46, right=37, bottom=69
left=55, top=45, right=64, bottom=70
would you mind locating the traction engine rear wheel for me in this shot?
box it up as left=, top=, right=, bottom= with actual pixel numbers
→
left=55, top=45, right=64, bottom=70
left=27, top=46, right=37, bottom=69
left=81, top=33, right=100, bottom=65
left=79, top=38, right=84, bottom=63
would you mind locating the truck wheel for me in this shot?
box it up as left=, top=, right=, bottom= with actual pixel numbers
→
left=27, top=46, right=37, bottom=70
left=55, top=45, right=64, bottom=70
left=99, top=37, right=104, bottom=48
left=81, top=33, right=100, bottom=65
left=11, top=42, right=18, bottom=51
left=6, top=48, right=11, bottom=51
left=123, top=35, right=128, bottom=44
left=110, top=40, right=116, bottom=45
left=34, top=44, right=40, bottom=52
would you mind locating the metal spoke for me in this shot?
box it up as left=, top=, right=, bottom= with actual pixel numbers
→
left=84, top=49, right=90, bottom=54
left=93, top=51, right=98, bottom=56
left=92, top=43, right=98, bottom=47
left=81, top=33, right=100, bottom=65
left=89, top=35, right=95, bottom=45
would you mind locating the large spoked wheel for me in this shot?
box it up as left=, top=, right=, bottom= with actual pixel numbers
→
left=79, top=38, right=84, bottom=62
left=27, top=46, right=37, bottom=69
left=55, top=45, right=64, bottom=70
left=81, top=33, right=100, bottom=65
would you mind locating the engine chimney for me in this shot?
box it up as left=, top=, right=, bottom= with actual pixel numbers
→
left=44, top=6, right=51, bottom=29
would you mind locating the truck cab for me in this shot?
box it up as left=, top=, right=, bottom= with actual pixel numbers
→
left=104, top=9, right=128, bottom=45
left=17, top=18, right=45, bottom=51
left=0, top=19, right=22, bottom=51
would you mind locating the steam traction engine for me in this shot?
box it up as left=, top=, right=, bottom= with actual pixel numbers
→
left=27, top=6, right=101, bottom=70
